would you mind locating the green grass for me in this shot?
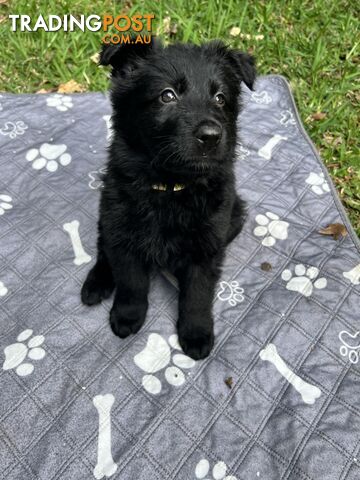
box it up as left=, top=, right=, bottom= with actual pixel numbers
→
left=1, top=0, right=359, bottom=235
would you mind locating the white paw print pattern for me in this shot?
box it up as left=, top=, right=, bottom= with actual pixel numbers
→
left=195, top=459, right=237, bottom=480
left=281, top=264, right=327, bottom=297
left=0, top=281, right=8, bottom=297
left=251, top=90, right=272, bottom=104
left=46, top=94, right=73, bottom=111
left=235, top=143, right=250, bottom=160
left=253, top=211, right=289, bottom=247
left=217, top=281, right=244, bottom=306
left=0, top=120, right=28, bottom=139
left=26, top=143, right=72, bottom=172
left=339, top=330, right=360, bottom=364
left=88, top=166, right=107, bottom=190
left=279, top=109, right=296, bottom=127
left=305, top=172, right=330, bottom=195
left=2, top=329, right=46, bottom=376
left=0, top=194, right=13, bottom=215
left=134, top=333, right=195, bottom=395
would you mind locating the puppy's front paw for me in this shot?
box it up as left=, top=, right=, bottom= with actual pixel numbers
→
left=110, top=303, right=147, bottom=339
left=81, top=268, right=114, bottom=306
left=178, top=327, right=214, bottom=360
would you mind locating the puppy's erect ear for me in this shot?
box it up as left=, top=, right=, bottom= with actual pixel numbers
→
left=99, top=37, right=160, bottom=75
left=227, top=50, right=256, bottom=90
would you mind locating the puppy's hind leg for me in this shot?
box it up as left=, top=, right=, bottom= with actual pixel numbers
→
left=226, top=196, right=246, bottom=244
left=81, top=225, right=115, bottom=306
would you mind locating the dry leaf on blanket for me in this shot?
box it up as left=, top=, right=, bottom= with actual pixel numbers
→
left=261, top=262, right=272, bottom=272
left=318, top=223, right=348, bottom=240
left=225, top=377, right=233, bottom=389
left=58, top=80, right=86, bottom=94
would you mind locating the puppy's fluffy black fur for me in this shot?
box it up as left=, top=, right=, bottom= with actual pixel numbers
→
left=81, top=38, right=255, bottom=359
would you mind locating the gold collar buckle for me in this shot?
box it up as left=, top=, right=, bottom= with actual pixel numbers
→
left=152, top=183, right=186, bottom=192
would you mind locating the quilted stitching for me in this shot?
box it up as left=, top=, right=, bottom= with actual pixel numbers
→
left=0, top=77, right=359, bottom=480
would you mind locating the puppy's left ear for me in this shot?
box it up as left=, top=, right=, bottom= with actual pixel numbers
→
left=99, top=36, right=160, bottom=77
left=227, top=50, right=256, bottom=90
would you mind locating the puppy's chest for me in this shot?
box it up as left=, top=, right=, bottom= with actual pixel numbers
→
left=131, top=197, right=220, bottom=264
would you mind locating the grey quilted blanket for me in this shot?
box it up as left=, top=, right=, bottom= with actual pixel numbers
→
left=0, top=75, right=359, bottom=480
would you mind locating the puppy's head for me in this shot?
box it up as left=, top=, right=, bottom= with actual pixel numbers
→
left=100, top=38, right=255, bottom=177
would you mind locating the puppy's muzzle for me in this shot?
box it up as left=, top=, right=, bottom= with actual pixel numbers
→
left=194, top=121, right=222, bottom=152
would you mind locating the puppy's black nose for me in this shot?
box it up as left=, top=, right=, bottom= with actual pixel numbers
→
left=195, top=122, right=222, bottom=150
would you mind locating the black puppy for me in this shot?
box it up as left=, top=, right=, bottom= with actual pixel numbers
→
left=81, top=38, right=255, bottom=360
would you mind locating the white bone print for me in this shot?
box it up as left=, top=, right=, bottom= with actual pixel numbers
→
left=0, top=281, right=8, bottom=297
left=63, top=220, right=91, bottom=265
left=259, top=344, right=321, bottom=404
left=0, top=194, right=13, bottom=215
left=343, top=264, right=360, bottom=285
left=93, top=394, right=118, bottom=480
left=258, top=134, right=287, bottom=160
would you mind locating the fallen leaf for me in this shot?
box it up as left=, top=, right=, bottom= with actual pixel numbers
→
left=123, top=0, right=133, bottom=11
left=230, top=26, right=241, bottom=37
left=90, top=52, right=100, bottom=64
left=346, top=90, right=360, bottom=105
left=318, top=223, right=348, bottom=240
left=162, top=16, right=171, bottom=34
left=36, top=87, right=57, bottom=94
left=160, top=16, right=177, bottom=36
left=0, top=15, right=6, bottom=24
left=261, top=262, right=272, bottom=272
left=323, top=133, right=334, bottom=144
left=323, top=133, right=342, bottom=146
left=311, top=112, right=326, bottom=121
left=170, top=23, right=178, bottom=36
left=58, top=79, right=85, bottom=94
left=225, top=377, right=233, bottom=389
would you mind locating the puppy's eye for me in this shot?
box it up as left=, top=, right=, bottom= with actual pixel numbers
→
left=160, top=89, right=177, bottom=103
left=215, top=93, right=225, bottom=106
